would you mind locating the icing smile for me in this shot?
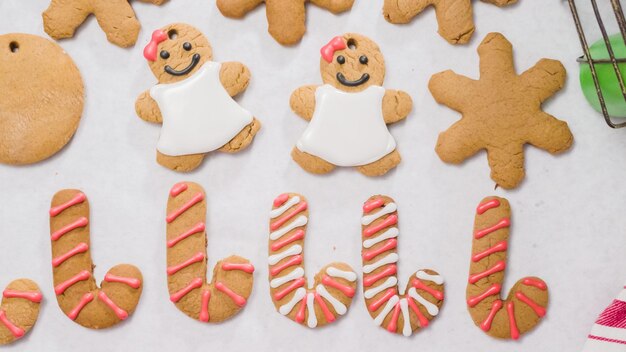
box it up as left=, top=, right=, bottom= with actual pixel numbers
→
left=336, top=72, right=370, bottom=87
left=164, top=53, right=201, bottom=76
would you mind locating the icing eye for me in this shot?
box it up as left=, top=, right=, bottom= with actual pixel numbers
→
left=337, top=55, right=346, bottom=65
left=160, top=50, right=170, bottom=59
left=183, top=42, right=192, bottom=51
left=359, top=55, right=368, bottom=65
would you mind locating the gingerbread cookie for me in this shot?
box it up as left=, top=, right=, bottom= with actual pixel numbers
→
left=468, top=196, right=548, bottom=339
left=0, top=33, right=83, bottom=165
left=429, top=33, right=573, bottom=189
left=291, top=34, right=413, bottom=177
left=166, top=182, right=254, bottom=322
left=383, top=0, right=517, bottom=45
left=136, top=23, right=261, bottom=172
left=361, top=196, right=444, bottom=336
left=49, top=190, right=143, bottom=329
left=216, top=0, right=354, bottom=46
left=0, top=279, right=42, bottom=345
left=43, top=0, right=167, bottom=47
left=268, top=193, right=356, bottom=328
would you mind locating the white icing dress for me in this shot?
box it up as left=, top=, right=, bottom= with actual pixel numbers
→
left=296, top=84, right=396, bottom=167
left=150, top=61, right=253, bottom=157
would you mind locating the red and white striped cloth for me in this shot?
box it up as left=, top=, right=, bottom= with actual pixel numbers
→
left=583, top=286, right=626, bottom=351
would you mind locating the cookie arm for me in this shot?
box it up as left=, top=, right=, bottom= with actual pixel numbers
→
left=311, top=0, right=355, bottom=13
left=290, top=85, right=318, bottom=121
left=526, top=112, right=573, bottom=154
left=216, top=0, right=263, bottom=17
left=135, top=90, right=163, bottom=124
left=383, top=0, right=434, bottom=23
left=429, top=70, right=475, bottom=112
left=520, top=59, right=566, bottom=103
left=382, top=90, right=413, bottom=124
left=219, top=62, right=251, bottom=97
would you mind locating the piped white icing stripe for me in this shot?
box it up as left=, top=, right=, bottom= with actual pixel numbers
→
left=374, top=295, right=400, bottom=326
left=326, top=267, right=357, bottom=282
left=270, top=267, right=305, bottom=288
left=270, top=216, right=308, bottom=240
left=400, top=299, right=412, bottom=337
left=279, top=288, right=306, bottom=315
left=364, top=277, right=398, bottom=299
left=316, top=285, right=347, bottom=315
left=416, top=270, right=444, bottom=285
left=270, top=196, right=301, bottom=219
left=268, top=245, right=302, bottom=265
left=408, top=287, right=439, bottom=316
left=362, top=203, right=397, bottom=225
left=363, top=228, right=399, bottom=249
left=363, top=253, right=399, bottom=274
left=306, top=293, right=317, bottom=328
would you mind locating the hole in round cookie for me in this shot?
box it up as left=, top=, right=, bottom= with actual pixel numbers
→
left=347, top=39, right=357, bottom=50
left=9, top=41, right=18, bottom=53
left=168, top=30, right=178, bottom=40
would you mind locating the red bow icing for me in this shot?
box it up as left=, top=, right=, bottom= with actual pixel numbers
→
left=144, top=30, right=168, bottom=62
left=320, top=36, right=346, bottom=63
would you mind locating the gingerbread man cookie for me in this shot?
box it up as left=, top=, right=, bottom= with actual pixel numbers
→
left=49, top=190, right=143, bottom=329
left=468, top=197, right=548, bottom=339
left=291, top=34, right=413, bottom=177
left=361, top=196, right=444, bottom=336
left=383, top=0, right=517, bottom=45
left=166, top=182, right=254, bottom=322
left=0, top=279, right=42, bottom=345
left=217, top=0, right=354, bottom=46
left=136, top=23, right=261, bottom=172
left=0, top=33, right=83, bottom=165
left=43, top=0, right=167, bottom=47
left=429, top=33, right=573, bottom=189
left=268, top=193, right=357, bottom=328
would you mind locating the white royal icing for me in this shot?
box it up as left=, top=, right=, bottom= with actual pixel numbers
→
left=316, top=284, right=347, bottom=315
left=363, top=253, right=398, bottom=274
left=268, top=245, right=302, bottom=265
left=415, top=270, right=444, bottom=285
left=326, top=267, right=357, bottom=282
left=363, top=228, right=399, bottom=249
left=306, top=293, right=317, bottom=328
left=270, top=267, right=305, bottom=288
left=400, top=298, right=412, bottom=337
left=374, top=295, right=399, bottom=326
left=408, top=287, right=439, bottom=316
left=361, top=203, right=397, bottom=225
left=364, top=277, right=398, bottom=299
left=296, top=84, right=396, bottom=166
left=150, top=62, right=253, bottom=156
left=279, top=288, right=306, bottom=315
left=270, top=196, right=301, bottom=219
left=270, top=215, right=308, bottom=241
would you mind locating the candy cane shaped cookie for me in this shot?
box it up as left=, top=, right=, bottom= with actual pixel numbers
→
left=468, top=196, right=549, bottom=339
left=0, top=279, right=42, bottom=345
left=361, top=196, right=445, bottom=336
left=166, top=182, right=254, bottom=322
left=49, top=190, right=143, bottom=329
left=268, top=193, right=357, bottom=328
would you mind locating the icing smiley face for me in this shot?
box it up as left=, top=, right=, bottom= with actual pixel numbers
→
left=320, top=34, right=386, bottom=92
left=144, top=24, right=213, bottom=84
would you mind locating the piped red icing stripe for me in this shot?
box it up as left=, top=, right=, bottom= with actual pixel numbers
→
left=271, top=229, right=305, bottom=251
left=362, top=239, right=397, bottom=261
left=49, top=192, right=86, bottom=217
left=199, top=290, right=210, bottom=322
left=270, top=255, right=302, bottom=276
left=166, top=192, right=204, bottom=223
left=295, top=296, right=307, bottom=324
left=67, top=292, right=94, bottom=320
left=170, top=278, right=203, bottom=302
left=476, top=199, right=500, bottom=215
left=98, top=291, right=128, bottom=320
left=474, top=218, right=510, bottom=239
left=3, top=289, right=43, bottom=303
left=104, top=273, right=141, bottom=289
left=274, top=278, right=305, bottom=301
left=314, top=292, right=335, bottom=323
left=222, top=262, right=255, bottom=274
left=321, top=275, right=355, bottom=298
left=411, top=278, right=444, bottom=301
left=273, top=193, right=290, bottom=207
left=480, top=299, right=503, bottom=332
left=522, top=278, right=547, bottom=291
left=407, top=296, right=429, bottom=328
left=51, top=217, right=89, bottom=241
left=0, top=310, right=24, bottom=338
left=368, top=288, right=396, bottom=312
left=55, top=270, right=91, bottom=295
left=363, top=265, right=397, bottom=287
left=515, top=292, right=546, bottom=317
left=387, top=303, right=401, bottom=333
left=270, top=202, right=308, bottom=231
left=363, top=198, right=384, bottom=213
left=167, top=222, right=205, bottom=248
left=52, top=242, right=89, bottom=267
left=467, top=283, right=501, bottom=307
left=215, top=282, right=246, bottom=307
left=468, top=261, right=506, bottom=284
left=506, top=301, right=520, bottom=340
left=170, top=183, right=188, bottom=197
left=167, top=252, right=205, bottom=275
left=472, top=241, right=508, bottom=262
left=363, top=215, right=398, bottom=237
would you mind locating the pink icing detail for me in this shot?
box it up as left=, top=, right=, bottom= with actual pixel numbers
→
left=472, top=241, right=508, bottom=262
left=104, top=274, right=141, bottom=289
left=515, top=292, right=546, bottom=317
left=314, top=292, right=335, bottom=323
left=522, top=278, right=547, bottom=291
left=144, top=29, right=168, bottom=61
left=167, top=222, right=205, bottom=248
left=170, top=278, right=203, bottom=302
left=170, top=183, right=188, bottom=197
left=221, top=262, right=255, bottom=274
left=271, top=229, right=305, bottom=251
left=49, top=192, right=86, bottom=217
left=480, top=299, right=503, bottom=332
left=295, top=295, right=307, bottom=324
left=166, top=192, right=204, bottom=223
left=270, top=255, right=302, bottom=277
left=468, top=261, right=506, bottom=284
left=363, top=265, right=397, bottom=287
left=322, top=275, right=355, bottom=298
left=476, top=199, right=500, bottom=215
left=362, top=239, right=397, bottom=261
left=98, top=291, right=128, bottom=320
left=506, top=301, right=520, bottom=340
left=52, top=242, right=89, bottom=267
left=215, top=282, right=246, bottom=307
left=273, top=194, right=290, bottom=207
left=0, top=310, right=24, bottom=338
left=167, top=252, right=205, bottom=276
left=55, top=270, right=91, bottom=295
left=363, top=198, right=384, bottom=213
left=588, top=335, right=626, bottom=345
left=3, top=289, right=43, bottom=303
left=368, top=288, right=396, bottom=312
left=407, top=297, right=429, bottom=328
left=412, top=278, right=444, bottom=301
left=67, top=292, right=94, bottom=320
left=320, top=36, right=346, bottom=63
left=474, top=218, right=510, bottom=239
left=467, top=283, right=501, bottom=307
left=274, top=278, right=305, bottom=301
left=51, top=217, right=88, bottom=241
left=363, top=215, right=398, bottom=237
left=199, top=290, right=210, bottom=322
left=387, top=302, right=401, bottom=333
left=270, top=201, right=308, bottom=231
left=596, top=300, right=626, bottom=328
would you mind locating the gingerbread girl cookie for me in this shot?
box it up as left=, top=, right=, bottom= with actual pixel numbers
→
left=216, top=0, right=355, bottom=45
left=430, top=33, right=573, bottom=189
left=291, top=34, right=413, bottom=177
left=43, top=0, right=167, bottom=47
left=136, top=23, right=261, bottom=172
left=0, top=279, right=42, bottom=345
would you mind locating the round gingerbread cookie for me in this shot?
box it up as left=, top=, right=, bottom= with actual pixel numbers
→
left=0, top=33, right=84, bottom=165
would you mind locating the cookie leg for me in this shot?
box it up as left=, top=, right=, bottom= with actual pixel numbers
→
left=526, top=112, right=573, bottom=154
left=435, top=120, right=483, bottom=164
left=434, top=0, right=474, bottom=44
left=216, top=0, right=264, bottom=18
left=265, top=0, right=307, bottom=45
left=219, top=118, right=261, bottom=153
left=91, top=0, right=141, bottom=47
left=291, top=147, right=336, bottom=174
left=157, top=152, right=205, bottom=172
left=42, top=0, right=91, bottom=40
left=485, top=143, right=525, bottom=189
left=0, top=279, right=42, bottom=345
left=310, top=0, right=355, bottom=13
left=383, top=0, right=434, bottom=24
left=356, top=150, right=401, bottom=177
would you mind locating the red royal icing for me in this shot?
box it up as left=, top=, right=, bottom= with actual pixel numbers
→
left=98, top=291, right=128, bottom=320
left=363, top=215, right=398, bottom=237
left=52, top=242, right=89, bottom=267
left=362, top=239, right=398, bottom=261
left=467, top=283, right=501, bottom=307
left=67, top=292, right=94, bottom=320
left=295, top=295, right=307, bottom=324
left=480, top=299, right=503, bottom=332
left=170, top=182, right=188, bottom=197
left=0, top=310, right=24, bottom=338
left=222, top=262, right=255, bottom=274
left=322, top=275, right=355, bottom=298
left=387, top=302, right=401, bottom=333
left=167, top=222, right=205, bottom=248
left=515, top=292, right=546, bottom=317
left=270, top=201, right=308, bottom=231
left=468, top=261, right=506, bottom=284
left=270, top=255, right=303, bottom=277
left=314, top=292, right=335, bottom=323
left=320, top=36, right=346, bottom=63
left=274, top=278, right=305, bottom=301
left=407, top=297, right=429, bottom=328
left=55, top=270, right=91, bottom=295
left=506, top=301, right=520, bottom=340
left=273, top=194, right=290, bottom=207
left=167, top=252, right=205, bottom=276
left=363, top=264, right=397, bottom=287
left=49, top=192, right=86, bottom=217
left=51, top=217, right=89, bottom=241
left=166, top=192, right=204, bottom=223
left=368, top=288, right=396, bottom=312
left=104, top=273, right=141, bottom=289
left=474, top=218, right=510, bottom=239
left=144, top=29, right=168, bottom=61
left=476, top=199, right=500, bottom=215
left=522, top=278, right=547, bottom=291
left=170, top=278, right=203, bottom=302
left=199, top=290, right=211, bottom=322
left=412, top=278, right=444, bottom=301
left=215, top=282, right=246, bottom=307
left=363, top=198, right=384, bottom=213
left=472, top=241, right=508, bottom=262
left=271, top=229, right=305, bottom=251
left=3, top=289, right=43, bottom=303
